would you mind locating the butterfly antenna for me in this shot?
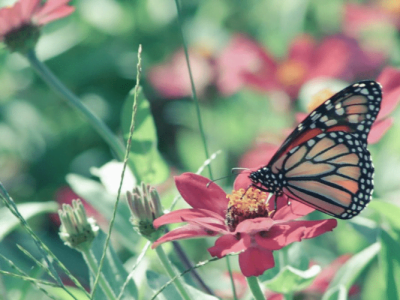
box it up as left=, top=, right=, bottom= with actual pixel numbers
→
left=231, top=167, right=250, bottom=174
left=206, top=175, right=232, bottom=188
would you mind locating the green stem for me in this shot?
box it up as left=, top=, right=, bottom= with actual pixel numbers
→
left=155, top=246, right=191, bottom=300
left=246, top=277, right=265, bottom=300
left=225, top=256, right=238, bottom=300
left=174, top=0, right=213, bottom=180
left=82, top=247, right=117, bottom=300
left=25, top=50, right=127, bottom=163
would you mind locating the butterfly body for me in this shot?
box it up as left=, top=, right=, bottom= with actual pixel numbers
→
left=250, top=80, right=381, bottom=219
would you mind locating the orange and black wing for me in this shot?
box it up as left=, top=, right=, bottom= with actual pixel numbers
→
left=279, top=132, right=373, bottom=219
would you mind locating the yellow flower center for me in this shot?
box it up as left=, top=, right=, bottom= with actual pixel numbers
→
left=276, top=60, right=307, bottom=88
left=225, top=188, right=271, bottom=231
left=307, top=88, right=335, bottom=112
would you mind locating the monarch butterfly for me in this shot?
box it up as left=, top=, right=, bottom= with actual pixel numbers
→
left=250, top=80, right=382, bottom=219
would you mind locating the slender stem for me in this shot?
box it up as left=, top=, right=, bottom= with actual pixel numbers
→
left=172, top=241, right=214, bottom=295
left=155, top=246, right=191, bottom=300
left=225, top=256, right=238, bottom=300
left=91, top=45, right=142, bottom=298
left=174, top=0, right=213, bottom=179
left=246, top=277, right=265, bottom=300
left=82, top=248, right=117, bottom=300
left=25, top=50, right=127, bottom=164
left=174, top=1, right=238, bottom=297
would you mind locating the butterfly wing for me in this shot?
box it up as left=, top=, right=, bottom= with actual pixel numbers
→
left=279, top=132, right=373, bottom=219
left=252, top=80, right=381, bottom=219
left=268, top=80, right=382, bottom=168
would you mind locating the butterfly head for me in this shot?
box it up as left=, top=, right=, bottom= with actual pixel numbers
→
left=249, top=167, right=284, bottom=195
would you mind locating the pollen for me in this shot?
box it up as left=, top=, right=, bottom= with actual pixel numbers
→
left=225, top=188, right=271, bottom=231
left=308, top=88, right=335, bottom=112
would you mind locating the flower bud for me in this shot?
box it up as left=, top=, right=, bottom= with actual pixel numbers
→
left=126, top=183, right=164, bottom=241
left=59, top=199, right=99, bottom=251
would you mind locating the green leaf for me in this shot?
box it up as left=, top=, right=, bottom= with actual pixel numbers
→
left=121, top=87, right=169, bottom=184
left=146, top=270, right=219, bottom=300
left=0, top=202, right=58, bottom=241
left=379, top=229, right=400, bottom=299
left=90, top=230, right=138, bottom=300
left=66, top=174, right=140, bottom=252
left=264, top=265, right=321, bottom=294
left=322, top=285, right=348, bottom=300
left=368, top=201, right=400, bottom=229
left=323, top=243, right=381, bottom=300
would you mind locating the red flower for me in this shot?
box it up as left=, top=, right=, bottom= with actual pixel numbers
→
left=216, top=34, right=379, bottom=99
left=152, top=173, right=337, bottom=277
left=148, top=48, right=215, bottom=98
left=0, top=0, right=74, bottom=52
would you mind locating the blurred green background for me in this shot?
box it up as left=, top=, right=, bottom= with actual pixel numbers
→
left=1, top=0, right=400, bottom=299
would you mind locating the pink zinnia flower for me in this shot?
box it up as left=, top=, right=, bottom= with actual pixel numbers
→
left=0, top=0, right=74, bottom=52
left=216, top=34, right=380, bottom=99
left=152, top=173, right=337, bottom=277
left=148, top=48, right=215, bottom=99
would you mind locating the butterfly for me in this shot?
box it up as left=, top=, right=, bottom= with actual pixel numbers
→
left=249, top=80, right=382, bottom=219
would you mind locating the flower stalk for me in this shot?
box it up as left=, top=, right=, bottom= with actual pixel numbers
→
left=246, top=277, right=265, bottom=300
left=155, top=246, right=192, bottom=300
left=81, top=248, right=117, bottom=300
left=25, top=50, right=126, bottom=162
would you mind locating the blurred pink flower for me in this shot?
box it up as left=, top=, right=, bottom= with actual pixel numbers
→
left=265, top=255, right=360, bottom=299
left=0, top=0, right=74, bottom=51
left=343, top=3, right=398, bottom=62
left=153, top=173, right=336, bottom=277
left=148, top=48, right=215, bottom=98
left=217, top=34, right=380, bottom=99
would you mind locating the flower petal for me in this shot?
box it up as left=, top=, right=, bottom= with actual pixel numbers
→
left=208, top=233, right=251, bottom=258
left=36, top=6, right=74, bottom=25
left=368, top=118, right=393, bottom=144
left=255, top=219, right=337, bottom=250
left=233, top=169, right=254, bottom=190
left=153, top=208, right=224, bottom=229
left=377, top=67, right=400, bottom=95
left=183, top=217, right=228, bottom=234
left=239, top=247, right=275, bottom=277
left=377, top=85, right=400, bottom=120
left=152, top=224, right=217, bottom=249
left=175, top=173, right=228, bottom=217
left=273, top=199, right=315, bottom=221
left=235, top=217, right=274, bottom=235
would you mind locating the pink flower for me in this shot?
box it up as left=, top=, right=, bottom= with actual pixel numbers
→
left=148, top=48, right=215, bottom=98
left=368, top=67, right=400, bottom=144
left=152, top=173, right=337, bottom=277
left=0, top=0, right=74, bottom=52
left=343, top=3, right=398, bottom=62
left=217, top=34, right=379, bottom=99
